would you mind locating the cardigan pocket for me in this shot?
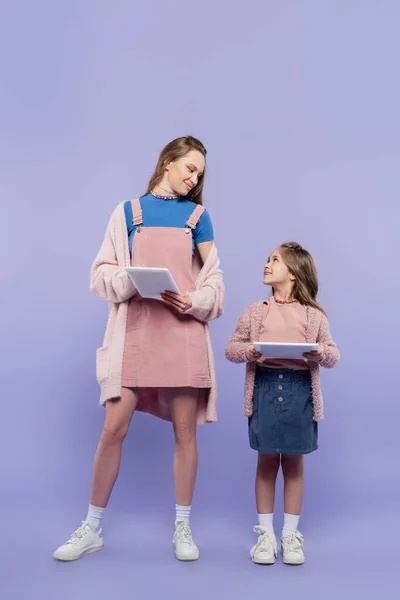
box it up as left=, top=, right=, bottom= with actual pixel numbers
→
left=96, top=346, right=110, bottom=385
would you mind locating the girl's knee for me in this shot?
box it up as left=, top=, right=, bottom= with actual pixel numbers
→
left=258, top=452, right=281, bottom=473
left=281, top=453, right=304, bottom=476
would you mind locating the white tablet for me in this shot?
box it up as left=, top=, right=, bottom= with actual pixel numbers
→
left=253, top=342, right=319, bottom=359
left=125, top=267, right=182, bottom=299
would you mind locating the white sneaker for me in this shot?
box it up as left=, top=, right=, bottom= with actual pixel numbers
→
left=250, top=526, right=278, bottom=564
left=281, top=530, right=305, bottom=565
left=173, top=521, right=199, bottom=561
left=53, top=522, right=104, bottom=561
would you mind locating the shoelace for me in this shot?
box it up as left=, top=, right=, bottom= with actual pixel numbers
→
left=176, top=523, right=193, bottom=544
left=253, top=526, right=275, bottom=553
left=66, top=522, right=90, bottom=545
left=282, top=532, right=304, bottom=554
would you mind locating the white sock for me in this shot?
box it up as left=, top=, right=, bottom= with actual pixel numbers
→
left=282, top=513, right=300, bottom=536
left=258, top=513, right=274, bottom=534
left=86, top=503, right=105, bottom=533
left=175, top=504, right=191, bottom=526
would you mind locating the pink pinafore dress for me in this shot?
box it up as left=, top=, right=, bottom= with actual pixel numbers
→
left=121, top=198, right=211, bottom=418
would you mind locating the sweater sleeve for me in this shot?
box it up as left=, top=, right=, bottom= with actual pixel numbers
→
left=318, top=314, right=340, bottom=368
left=183, top=246, right=224, bottom=323
left=185, top=278, right=224, bottom=322
left=90, top=209, right=137, bottom=304
left=225, top=306, right=252, bottom=363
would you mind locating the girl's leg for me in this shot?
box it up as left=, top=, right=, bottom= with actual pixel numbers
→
left=280, top=453, right=306, bottom=564
left=250, top=453, right=281, bottom=564
left=256, top=452, right=281, bottom=515
left=281, top=453, right=304, bottom=534
left=281, top=453, right=304, bottom=517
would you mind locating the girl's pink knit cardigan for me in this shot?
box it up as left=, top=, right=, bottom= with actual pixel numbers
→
left=90, top=201, right=224, bottom=423
left=225, top=299, right=340, bottom=421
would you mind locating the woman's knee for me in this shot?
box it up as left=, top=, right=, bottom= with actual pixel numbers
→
left=100, top=422, right=130, bottom=446
left=173, top=420, right=196, bottom=448
left=99, top=391, right=137, bottom=446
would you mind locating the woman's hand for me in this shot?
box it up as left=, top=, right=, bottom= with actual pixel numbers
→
left=161, top=291, right=192, bottom=313
left=302, top=345, right=325, bottom=363
left=245, top=344, right=262, bottom=362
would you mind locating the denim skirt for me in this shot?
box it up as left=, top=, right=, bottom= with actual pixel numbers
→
left=248, top=366, right=318, bottom=455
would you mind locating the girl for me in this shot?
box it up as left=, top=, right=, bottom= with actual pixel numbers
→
left=225, top=242, right=339, bottom=565
left=53, top=136, right=224, bottom=562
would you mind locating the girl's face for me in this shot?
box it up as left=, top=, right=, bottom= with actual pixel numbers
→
left=166, top=150, right=205, bottom=196
left=264, top=248, right=295, bottom=287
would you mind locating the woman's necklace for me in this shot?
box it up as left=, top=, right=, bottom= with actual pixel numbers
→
left=150, top=190, right=178, bottom=200
left=150, top=185, right=179, bottom=200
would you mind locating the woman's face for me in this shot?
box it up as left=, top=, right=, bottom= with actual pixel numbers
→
left=166, top=150, right=205, bottom=196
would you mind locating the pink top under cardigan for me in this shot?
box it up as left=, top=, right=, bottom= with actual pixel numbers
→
left=258, top=298, right=309, bottom=370
left=225, top=298, right=340, bottom=421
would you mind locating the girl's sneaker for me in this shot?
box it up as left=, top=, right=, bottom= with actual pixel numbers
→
left=281, top=530, right=305, bottom=565
left=250, top=526, right=277, bottom=564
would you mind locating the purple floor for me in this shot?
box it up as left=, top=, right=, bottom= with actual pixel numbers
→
left=3, top=506, right=396, bottom=600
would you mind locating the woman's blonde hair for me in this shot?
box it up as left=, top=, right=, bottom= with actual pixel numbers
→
left=147, top=136, right=207, bottom=205
left=277, top=242, right=327, bottom=316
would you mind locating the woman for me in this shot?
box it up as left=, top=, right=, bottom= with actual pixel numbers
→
left=53, top=136, right=224, bottom=562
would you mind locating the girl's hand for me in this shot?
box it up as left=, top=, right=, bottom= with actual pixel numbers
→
left=302, top=344, right=325, bottom=363
left=161, top=291, right=192, bottom=313
left=245, top=344, right=262, bottom=362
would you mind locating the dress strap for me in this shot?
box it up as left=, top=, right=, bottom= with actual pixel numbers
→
left=185, top=204, right=206, bottom=229
left=131, top=198, right=143, bottom=226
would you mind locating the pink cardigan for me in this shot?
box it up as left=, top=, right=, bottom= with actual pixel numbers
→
left=225, top=299, right=340, bottom=421
left=90, top=201, right=224, bottom=423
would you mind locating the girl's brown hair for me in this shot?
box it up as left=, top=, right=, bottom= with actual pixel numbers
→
left=278, top=242, right=327, bottom=317
left=147, top=136, right=207, bottom=205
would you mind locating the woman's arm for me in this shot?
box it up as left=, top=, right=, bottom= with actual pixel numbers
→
left=90, top=210, right=137, bottom=304
left=162, top=242, right=224, bottom=322
left=196, top=240, right=214, bottom=264
left=184, top=242, right=224, bottom=322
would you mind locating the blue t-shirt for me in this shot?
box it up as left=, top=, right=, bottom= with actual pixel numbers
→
left=124, top=193, right=214, bottom=255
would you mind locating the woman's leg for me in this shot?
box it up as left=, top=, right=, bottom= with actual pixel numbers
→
left=170, top=387, right=199, bottom=510
left=90, top=387, right=139, bottom=507
left=53, top=387, right=139, bottom=561
left=169, top=387, right=200, bottom=560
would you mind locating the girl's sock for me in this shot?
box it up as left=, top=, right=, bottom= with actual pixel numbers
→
left=258, top=513, right=274, bottom=534
left=282, top=513, right=300, bottom=536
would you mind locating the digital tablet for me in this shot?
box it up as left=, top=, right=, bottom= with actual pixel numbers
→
left=252, top=342, right=319, bottom=359
left=125, top=267, right=182, bottom=299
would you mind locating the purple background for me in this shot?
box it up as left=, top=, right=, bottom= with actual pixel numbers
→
left=1, top=0, right=398, bottom=597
